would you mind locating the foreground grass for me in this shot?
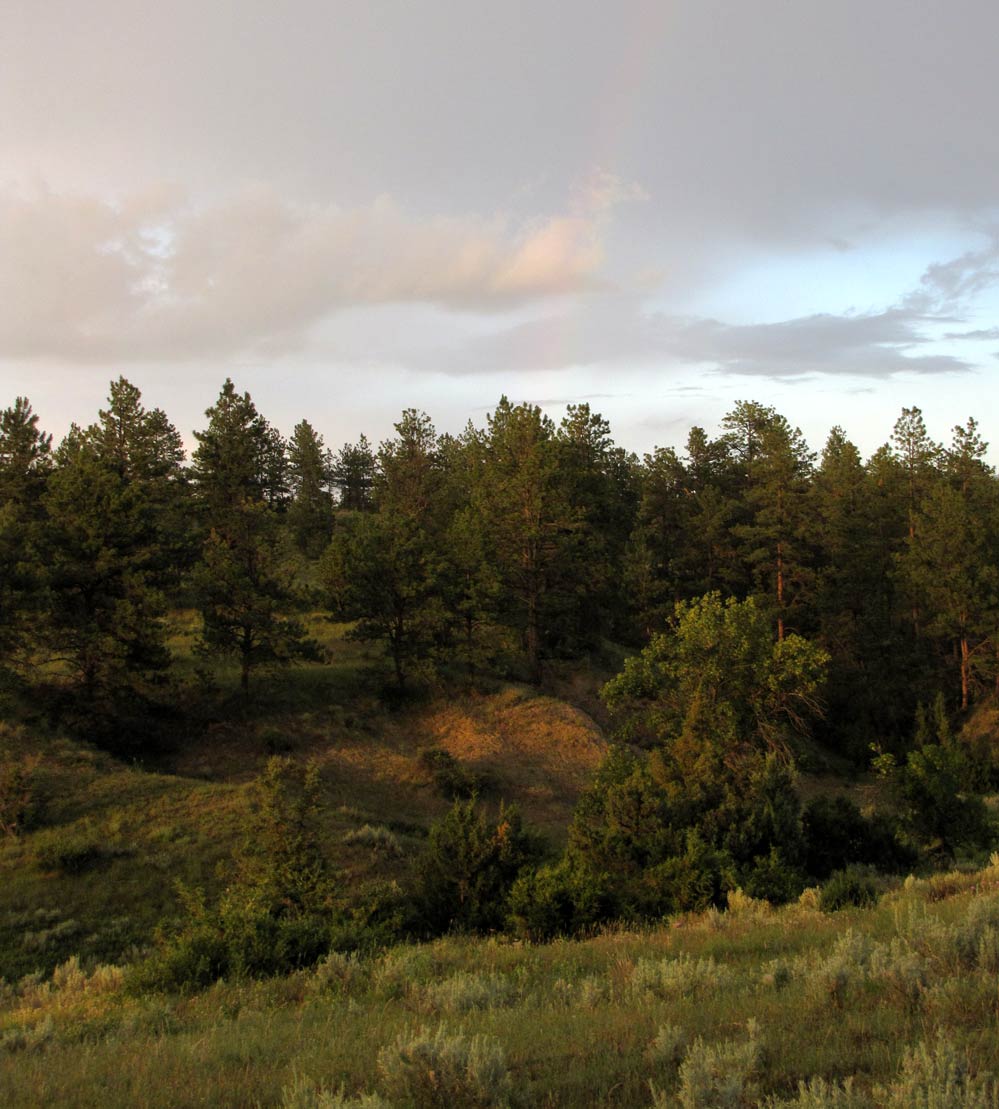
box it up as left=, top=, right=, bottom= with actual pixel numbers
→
left=4, top=864, right=999, bottom=1107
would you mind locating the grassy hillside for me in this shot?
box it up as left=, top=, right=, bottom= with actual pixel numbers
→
left=0, top=617, right=609, bottom=983
left=5, top=617, right=999, bottom=1105
left=4, top=863, right=999, bottom=1106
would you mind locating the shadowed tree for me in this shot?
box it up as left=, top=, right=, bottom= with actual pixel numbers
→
left=471, top=398, right=579, bottom=682
left=287, top=420, right=334, bottom=557
left=191, top=382, right=313, bottom=696
left=37, top=381, right=186, bottom=719
left=332, top=435, right=377, bottom=511
left=0, top=398, right=52, bottom=670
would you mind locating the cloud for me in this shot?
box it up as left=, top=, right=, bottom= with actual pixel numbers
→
left=943, top=327, right=999, bottom=341
left=0, top=177, right=640, bottom=361
left=414, top=298, right=974, bottom=380
left=905, top=236, right=999, bottom=313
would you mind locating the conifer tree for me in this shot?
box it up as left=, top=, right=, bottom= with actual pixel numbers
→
left=331, top=435, right=376, bottom=511
left=472, top=398, right=578, bottom=682
left=37, top=381, right=185, bottom=719
left=287, top=420, right=334, bottom=557
left=902, top=419, right=999, bottom=709
left=191, top=382, right=312, bottom=695
left=0, top=398, right=52, bottom=670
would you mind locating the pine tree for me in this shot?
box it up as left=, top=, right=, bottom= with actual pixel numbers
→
left=0, top=398, right=52, bottom=670
left=193, top=501, right=316, bottom=696
left=331, top=435, right=376, bottom=511
left=191, top=382, right=312, bottom=695
left=287, top=420, right=334, bottom=557
left=472, top=398, right=578, bottom=682
left=191, top=379, right=280, bottom=515
left=901, top=420, right=999, bottom=709
left=723, top=402, right=815, bottom=640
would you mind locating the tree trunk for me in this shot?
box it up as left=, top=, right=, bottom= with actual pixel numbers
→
left=960, top=635, right=969, bottom=711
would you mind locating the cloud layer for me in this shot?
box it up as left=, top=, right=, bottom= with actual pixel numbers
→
left=0, top=178, right=630, bottom=361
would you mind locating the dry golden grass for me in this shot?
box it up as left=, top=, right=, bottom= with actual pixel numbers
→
left=411, top=685, right=607, bottom=837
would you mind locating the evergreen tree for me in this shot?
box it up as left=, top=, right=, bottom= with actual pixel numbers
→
left=554, top=404, right=638, bottom=650
left=471, top=398, right=578, bottom=682
left=191, top=379, right=280, bottom=515
left=322, top=411, right=465, bottom=692
left=0, top=398, right=52, bottom=670
left=332, top=435, right=376, bottom=511
left=287, top=420, right=334, bottom=557
left=901, top=420, right=999, bottom=709
left=39, top=427, right=175, bottom=719
left=191, top=382, right=311, bottom=695
left=193, top=502, right=316, bottom=696
left=322, top=509, right=446, bottom=693
left=723, top=402, right=815, bottom=639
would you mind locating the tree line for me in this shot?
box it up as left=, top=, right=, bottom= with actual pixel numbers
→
left=1, top=377, right=997, bottom=759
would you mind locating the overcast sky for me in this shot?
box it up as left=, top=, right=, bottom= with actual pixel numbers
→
left=4, top=0, right=999, bottom=460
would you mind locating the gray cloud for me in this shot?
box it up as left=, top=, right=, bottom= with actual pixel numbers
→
left=943, top=327, right=999, bottom=341
left=904, top=237, right=999, bottom=313
left=413, top=298, right=974, bottom=380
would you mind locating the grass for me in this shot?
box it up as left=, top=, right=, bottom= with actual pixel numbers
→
left=0, top=619, right=607, bottom=983
left=4, top=868, right=999, bottom=1105
left=5, top=618, right=999, bottom=1104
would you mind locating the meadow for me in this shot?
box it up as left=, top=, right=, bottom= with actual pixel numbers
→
left=3, top=619, right=999, bottom=1107
left=4, top=864, right=999, bottom=1106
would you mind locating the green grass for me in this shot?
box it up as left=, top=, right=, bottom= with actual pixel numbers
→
left=5, top=618, right=999, bottom=1105
left=4, top=869, right=999, bottom=1106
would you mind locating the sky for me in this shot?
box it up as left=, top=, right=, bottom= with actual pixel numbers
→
left=4, top=0, right=999, bottom=462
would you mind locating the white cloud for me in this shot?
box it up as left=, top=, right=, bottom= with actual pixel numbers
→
left=0, top=178, right=640, bottom=362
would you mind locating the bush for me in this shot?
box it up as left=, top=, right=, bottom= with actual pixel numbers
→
left=655, top=1028, right=764, bottom=1109
left=891, top=743, right=993, bottom=857
left=882, top=1032, right=999, bottom=1107
left=0, top=754, right=40, bottom=838
left=630, top=954, right=730, bottom=1001
left=377, top=1025, right=512, bottom=1108
left=507, top=859, right=614, bottom=941
left=35, top=826, right=122, bottom=874
left=803, top=795, right=913, bottom=880
left=642, top=832, right=734, bottom=917
left=418, top=749, right=488, bottom=800
left=740, top=846, right=806, bottom=905
left=820, top=867, right=881, bottom=912
left=414, top=797, right=541, bottom=935
left=343, top=824, right=404, bottom=857
left=135, top=758, right=340, bottom=987
left=280, top=1074, right=391, bottom=1109
left=418, top=971, right=515, bottom=1014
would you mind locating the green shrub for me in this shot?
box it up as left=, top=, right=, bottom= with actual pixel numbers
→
left=306, top=950, right=370, bottom=997
left=134, top=758, right=340, bottom=987
left=803, top=795, right=913, bottom=880
left=630, top=954, right=730, bottom=1001
left=765, top=1076, right=871, bottom=1107
left=820, top=867, right=881, bottom=912
left=507, top=859, right=614, bottom=941
left=656, top=1028, right=764, bottom=1109
left=740, top=846, right=806, bottom=905
left=418, top=748, right=488, bottom=800
left=343, top=824, right=404, bottom=857
left=642, top=832, right=733, bottom=917
left=891, top=743, right=993, bottom=857
left=35, top=826, right=122, bottom=874
left=882, top=1032, right=999, bottom=1107
left=0, top=753, right=41, bottom=838
left=280, top=1073, right=391, bottom=1109
left=419, top=971, right=515, bottom=1014
left=377, top=1024, right=512, bottom=1108
left=414, top=797, right=541, bottom=935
